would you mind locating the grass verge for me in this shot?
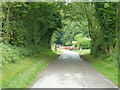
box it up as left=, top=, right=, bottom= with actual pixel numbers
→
left=2, top=51, right=58, bottom=88
left=72, top=49, right=90, bottom=55
left=81, top=54, right=118, bottom=86
left=52, top=48, right=63, bottom=54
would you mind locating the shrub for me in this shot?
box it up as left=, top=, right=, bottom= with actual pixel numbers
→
left=75, top=34, right=91, bottom=49
left=79, top=40, right=90, bottom=49
left=1, top=43, right=48, bottom=64
left=65, top=42, right=73, bottom=46
left=105, top=52, right=118, bottom=66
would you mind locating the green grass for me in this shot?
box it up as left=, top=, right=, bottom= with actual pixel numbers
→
left=72, top=49, right=90, bottom=55
left=52, top=49, right=63, bottom=54
left=2, top=51, right=57, bottom=88
left=82, top=54, right=118, bottom=86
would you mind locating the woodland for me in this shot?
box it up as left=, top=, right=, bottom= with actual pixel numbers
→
left=1, top=2, right=120, bottom=88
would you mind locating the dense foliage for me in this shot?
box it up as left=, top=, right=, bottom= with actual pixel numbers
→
left=88, top=3, right=118, bottom=66
left=52, top=2, right=119, bottom=67
left=52, top=19, right=89, bottom=46
left=1, top=2, right=119, bottom=65
left=74, top=34, right=91, bottom=49
left=1, top=2, right=119, bottom=88
left=93, top=2, right=117, bottom=56
left=1, top=2, right=62, bottom=64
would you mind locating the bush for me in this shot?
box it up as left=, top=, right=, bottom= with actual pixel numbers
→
left=2, top=44, right=27, bottom=64
left=98, top=51, right=118, bottom=67
left=74, top=34, right=91, bottom=49
left=79, top=40, right=90, bottom=49
left=65, top=42, right=72, bottom=46
left=105, top=52, right=118, bottom=66
left=1, top=43, right=48, bottom=64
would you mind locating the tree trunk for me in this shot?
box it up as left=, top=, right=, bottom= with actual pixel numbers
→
left=5, top=4, right=11, bottom=43
left=83, top=3, right=100, bottom=56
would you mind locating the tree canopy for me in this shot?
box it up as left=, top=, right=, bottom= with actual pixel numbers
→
left=1, top=2, right=119, bottom=64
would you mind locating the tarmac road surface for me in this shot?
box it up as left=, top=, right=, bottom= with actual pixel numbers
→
left=32, top=49, right=117, bottom=88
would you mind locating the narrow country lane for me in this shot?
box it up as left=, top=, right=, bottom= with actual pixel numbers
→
left=32, top=49, right=116, bottom=88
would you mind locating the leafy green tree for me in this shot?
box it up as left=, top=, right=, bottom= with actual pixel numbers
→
left=1, top=2, right=62, bottom=64
left=2, top=2, right=62, bottom=48
left=93, top=2, right=117, bottom=55
left=75, top=34, right=91, bottom=49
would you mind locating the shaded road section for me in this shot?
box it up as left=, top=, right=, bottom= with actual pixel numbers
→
left=32, top=49, right=116, bottom=88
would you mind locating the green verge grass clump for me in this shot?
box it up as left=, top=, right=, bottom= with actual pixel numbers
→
left=2, top=50, right=57, bottom=88
left=1, top=43, right=52, bottom=64
left=73, top=49, right=90, bottom=55
left=2, top=43, right=32, bottom=64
